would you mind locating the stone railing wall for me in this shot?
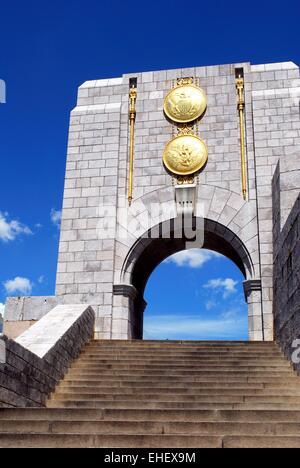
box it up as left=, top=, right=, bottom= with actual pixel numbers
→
left=0, top=304, right=95, bottom=408
left=3, top=296, right=60, bottom=339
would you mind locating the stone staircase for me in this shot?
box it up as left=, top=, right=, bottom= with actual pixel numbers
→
left=0, top=340, right=300, bottom=448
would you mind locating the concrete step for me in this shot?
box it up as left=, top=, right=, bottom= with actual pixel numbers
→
left=88, top=340, right=278, bottom=347
left=71, top=362, right=291, bottom=371
left=55, top=386, right=300, bottom=397
left=1, top=419, right=300, bottom=437
left=60, top=380, right=300, bottom=390
left=75, top=358, right=289, bottom=366
left=46, top=400, right=300, bottom=410
left=82, top=347, right=282, bottom=353
left=50, top=391, right=300, bottom=403
left=84, top=348, right=281, bottom=356
left=82, top=353, right=283, bottom=360
left=66, top=369, right=295, bottom=378
left=51, top=392, right=300, bottom=405
left=0, top=432, right=299, bottom=448
left=223, top=436, right=300, bottom=448
left=79, top=349, right=285, bottom=355
left=2, top=408, right=300, bottom=423
left=59, top=381, right=266, bottom=389
left=62, top=375, right=299, bottom=384
left=67, top=361, right=293, bottom=370
left=80, top=348, right=284, bottom=354
left=85, top=347, right=280, bottom=354
left=0, top=433, right=222, bottom=448
left=50, top=394, right=247, bottom=403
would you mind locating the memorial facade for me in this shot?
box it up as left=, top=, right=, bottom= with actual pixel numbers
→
left=4, top=61, right=300, bottom=343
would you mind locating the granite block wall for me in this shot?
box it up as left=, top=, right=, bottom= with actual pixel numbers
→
left=273, top=156, right=300, bottom=369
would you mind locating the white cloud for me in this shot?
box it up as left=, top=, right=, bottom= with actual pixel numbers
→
left=0, top=212, right=32, bottom=242
left=165, top=249, right=221, bottom=269
left=204, top=278, right=238, bottom=298
left=0, top=303, right=4, bottom=318
left=144, top=314, right=247, bottom=341
left=4, top=277, right=33, bottom=295
left=50, top=209, right=62, bottom=228
left=205, top=300, right=217, bottom=311
left=38, top=276, right=44, bottom=284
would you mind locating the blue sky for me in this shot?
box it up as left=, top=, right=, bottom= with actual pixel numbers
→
left=0, top=0, right=299, bottom=337
left=144, top=249, right=248, bottom=341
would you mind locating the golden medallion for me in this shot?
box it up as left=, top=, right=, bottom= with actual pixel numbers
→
left=164, top=84, right=207, bottom=124
left=163, top=134, right=208, bottom=176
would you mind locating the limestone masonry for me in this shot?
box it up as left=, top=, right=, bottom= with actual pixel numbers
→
left=4, top=61, right=300, bottom=346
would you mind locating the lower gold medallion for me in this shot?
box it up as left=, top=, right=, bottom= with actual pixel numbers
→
left=163, top=134, right=208, bottom=176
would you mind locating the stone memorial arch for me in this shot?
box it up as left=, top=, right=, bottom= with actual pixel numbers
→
left=4, top=61, right=300, bottom=344
left=117, top=195, right=259, bottom=341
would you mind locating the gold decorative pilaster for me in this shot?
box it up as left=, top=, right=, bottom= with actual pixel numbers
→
left=128, top=85, right=137, bottom=206
left=236, top=75, right=248, bottom=200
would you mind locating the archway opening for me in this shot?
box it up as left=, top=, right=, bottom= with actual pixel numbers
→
left=121, top=217, right=256, bottom=340
left=143, top=248, right=248, bottom=341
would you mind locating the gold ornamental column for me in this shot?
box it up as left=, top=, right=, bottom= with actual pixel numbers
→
left=236, top=75, right=248, bottom=200
left=128, top=84, right=137, bottom=206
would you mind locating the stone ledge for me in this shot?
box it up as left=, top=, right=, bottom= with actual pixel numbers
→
left=71, top=103, right=121, bottom=114
left=79, top=77, right=123, bottom=89
left=251, top=62, right=299, bottom=72
left=113, top=284, right=138, bottom=301
left=243, top=280, right=262, bottom=301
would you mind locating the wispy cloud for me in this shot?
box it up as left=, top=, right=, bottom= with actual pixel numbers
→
left=204, top=278, right=238, bottom=298
left=0, top=303, right=4, bottom=318
left=38, top=275, right=45, bottom=284
left=50, top=209, right=62, bottom=228
left=144, top=314, right=247, bottom=341
left=221, top=307, right=243, bottom=320
left=205, top=300, right=217, bottom=311
left=0, top=212, right=32, bottom=242
left=165, top=249, right=221, bottom=269
left=4, top=277, right=33, bottom=295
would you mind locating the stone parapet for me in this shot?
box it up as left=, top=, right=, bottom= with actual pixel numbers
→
left=0, top=305, right=95, bottom=408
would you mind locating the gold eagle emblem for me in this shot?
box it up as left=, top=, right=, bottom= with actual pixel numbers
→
left=164, top=84, right=207, bottom=124
left=163, top=135, right=208, bottom=176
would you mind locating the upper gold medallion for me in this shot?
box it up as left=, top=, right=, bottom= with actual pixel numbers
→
left=163, top=134, right=208, bottom=176
left=164, top=84, right=207, bottom=124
